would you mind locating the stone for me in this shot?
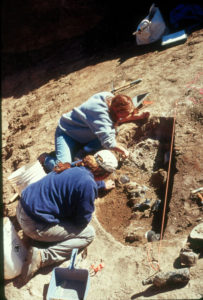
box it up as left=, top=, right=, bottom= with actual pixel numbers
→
left=133, top=199, right=151, bottom=212
left=150, top=169, right=167, bottom=188
left=145, top=230, right=160, bottom=242
left=189, top=223, right=203, bottom=248
left=180, top=248, right=198, bottom=266
left=119, top=175, right=130, bottom=184
left=143, top=268, right=190, bottom=287
left=190, top=223, right=203, bottom=240
left=153, top=268, right=190, bottom=287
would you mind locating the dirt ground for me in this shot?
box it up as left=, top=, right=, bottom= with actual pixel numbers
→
left=2, top=28, right=203, bottom=299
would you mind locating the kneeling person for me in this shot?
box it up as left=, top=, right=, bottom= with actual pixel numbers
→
left=16, top=150, right=118, bottom=283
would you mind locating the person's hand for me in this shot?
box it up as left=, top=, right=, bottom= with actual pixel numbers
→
left=112, top=144, right=129, bottom=158
left=105, top=179, right=115, bottom=190
left=117, top=110, right=149, bottom=124
left=131, top=108, right=139, bottom=117
left=140, top=112, right=150, bottom=119
left=117, top=144, right=129, bottom=158
left=130, top=110, right=150, bottom=120
left=120, top=147, right=129, bottom=158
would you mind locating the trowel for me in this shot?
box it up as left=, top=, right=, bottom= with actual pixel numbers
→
left=132, top=92, right=149, bottom=109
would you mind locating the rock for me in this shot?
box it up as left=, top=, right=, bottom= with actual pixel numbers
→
left=145, top=230, right=160, bottom=242
left=130, top=212, right=143, bottom=220
left=143, top=210, right=151, bottom=218
left=119, top=174, right=130, bottom=184
left=153, top=268, right=190, bottom=287
left=133, top=199, right=151, bottom=212
left=151, top=199, right=161, bottom=213
left=150, top=169, right=167, bottom=188
left=125, top=232, right=143, bottom=243
left=125, top=234, right=137, bottom=243
left=142, top=268, right=190, bottom=287
left=189, top=223, right=203, bottom=240
left=180, top=248, right=199, bottom=266
left=124, top=224, right=145, bottom=243
left=124, top=181, right=139, bottom=191
left=142, top=185, right=149, bottom=192
left=124, top=182, right=149, bottom=199
left=127, top=198, right=137, bottom=208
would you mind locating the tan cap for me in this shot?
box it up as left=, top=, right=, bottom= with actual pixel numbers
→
left=94, top=150, right=118, bottom=173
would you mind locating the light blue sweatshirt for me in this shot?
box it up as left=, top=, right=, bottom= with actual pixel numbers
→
left=58, top=92, right=116, bottom=149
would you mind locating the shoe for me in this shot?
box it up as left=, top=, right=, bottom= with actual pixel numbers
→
left=38, top=152, right=48, bottom=165
left=74, top=149, right=87, bottom=161
left=21, top=247, right=42, bottom=283
left=38, top=152, right=51, bottom=173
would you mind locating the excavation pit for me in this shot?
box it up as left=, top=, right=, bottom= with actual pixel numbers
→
left=96, top=117, right=176, bottom=246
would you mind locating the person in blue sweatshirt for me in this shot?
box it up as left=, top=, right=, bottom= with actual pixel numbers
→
left=40, top=91, right=149, bottom=172
left=16, top=150, right=118, bottom=283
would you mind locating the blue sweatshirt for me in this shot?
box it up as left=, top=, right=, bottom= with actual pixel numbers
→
left=20, top=167, right=104, bottom=226
left=59, top=92, right=116, bottom=148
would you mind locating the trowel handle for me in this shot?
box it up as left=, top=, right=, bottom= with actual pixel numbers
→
left=130, top=79, right=142, bottom=86
left=111, top=78, right=142, bottom=93
left=69, top=248, right=78, bottom=270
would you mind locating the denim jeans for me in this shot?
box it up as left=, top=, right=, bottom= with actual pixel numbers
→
left=16, top=202, right=95, bottom=266
left=44, top=126, right=82, bottom=172
left=44, top=126, right=102, bottom=172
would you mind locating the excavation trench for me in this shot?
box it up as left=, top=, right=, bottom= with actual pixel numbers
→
left=96, top=117, right=176, bottom=246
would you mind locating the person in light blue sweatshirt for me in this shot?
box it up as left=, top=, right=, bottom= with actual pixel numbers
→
left=40, top=91, right=149, bottom=172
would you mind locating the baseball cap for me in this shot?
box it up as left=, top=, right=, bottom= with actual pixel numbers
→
left=94, top=150, right=118, bottom=173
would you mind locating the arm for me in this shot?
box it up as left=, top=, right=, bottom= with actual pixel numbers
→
left=110, top=142, right=129, bottom=158
left=75, top=181, right=97, bottom=226
left=96, top=180, right=106, bottom=189
left=83, top=95, right=117, bottom=149
left=97, top=179, right=115, bottom=190
left=117, top=111, right=150, bottom=125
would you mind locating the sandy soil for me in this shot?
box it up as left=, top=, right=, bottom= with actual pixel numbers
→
left=2, top=29, right=203, bottom=299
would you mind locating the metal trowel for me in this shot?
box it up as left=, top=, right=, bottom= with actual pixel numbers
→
left=132, top=92, right=149, bottom=109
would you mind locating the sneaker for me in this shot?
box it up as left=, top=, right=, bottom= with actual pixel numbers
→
left=38, top=152, right=48, bottom=166
left=38, top=152, right=50, bottom=173
left=74, top=149, right=87, bottom=161
left=21, top=246, right=42, bottom=283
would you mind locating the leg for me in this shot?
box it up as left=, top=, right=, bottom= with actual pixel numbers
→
left=44, top=126, right=82, bottom=171
left=83, top=138, right=102, bottom=153
left=74, top=138, right=102, bottom=160
left=55, top=127, right=82, bottom=164
left=16, top=202, right=95, bottom=266
left=37, top=223, right=95, bottom=265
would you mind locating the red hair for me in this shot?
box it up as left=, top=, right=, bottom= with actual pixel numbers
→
left=53, top=155, right=108, bottom=177
left=108, top=94, right=133, bottom=121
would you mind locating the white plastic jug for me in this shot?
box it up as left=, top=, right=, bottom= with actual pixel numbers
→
left=8, top=160, right=46, bottom=195
left=4, top=217, right=27, bottom=280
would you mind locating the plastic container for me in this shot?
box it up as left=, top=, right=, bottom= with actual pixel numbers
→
left=8, top=160, right=46, bottom=195
left=4, top=217, right=27, bottom=280
left=161, top=30, right=187, bottom=47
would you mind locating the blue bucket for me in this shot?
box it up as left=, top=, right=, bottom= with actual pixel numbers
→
left=46, top=248, right=90, bottom=300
